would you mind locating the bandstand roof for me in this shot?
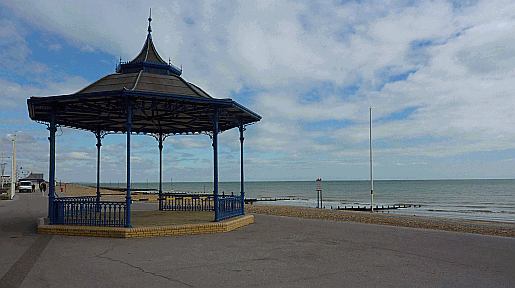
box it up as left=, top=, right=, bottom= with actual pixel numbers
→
left=27, top=17, right=261, bottom=135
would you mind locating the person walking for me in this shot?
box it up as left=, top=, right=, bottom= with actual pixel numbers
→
left=41, top=182, right=47, bottom=195
left=31, top=184, right=35, bottom=193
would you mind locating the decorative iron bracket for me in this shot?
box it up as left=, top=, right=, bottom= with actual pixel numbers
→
left=93, top=130, right=108, bottom=139
left=150, top=133, right=170, bottom=142
left=44, top=122, right=62, bottom=139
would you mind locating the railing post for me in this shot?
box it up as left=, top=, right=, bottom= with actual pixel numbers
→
left=158, top=133, right=163, bottom=210
left=212, top=108, right=219, bottom=222
left=239, top=122, right=245, bottom=215
left=95, top=131, right=102, bottom=207
left=48, top=111, right=56, bottom=223
left=125, top=101, right=132, bottom=228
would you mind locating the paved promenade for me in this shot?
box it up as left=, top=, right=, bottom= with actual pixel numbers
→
left=1, top=194, right=514, bottom=287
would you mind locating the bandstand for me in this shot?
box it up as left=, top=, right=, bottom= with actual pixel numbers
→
left=26, top=14, right=261, bottom=228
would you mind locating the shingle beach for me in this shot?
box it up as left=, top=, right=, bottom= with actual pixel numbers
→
left=246, top=204, right=515, bottom=238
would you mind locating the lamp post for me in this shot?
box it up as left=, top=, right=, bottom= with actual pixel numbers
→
left=10, top=132, right=17, bottom=200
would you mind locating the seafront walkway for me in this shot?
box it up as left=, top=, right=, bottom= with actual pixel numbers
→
left=1, top=194, right=514, bottom=287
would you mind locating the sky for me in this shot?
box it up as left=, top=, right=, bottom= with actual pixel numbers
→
left=0, top=0, right=514, bottom=183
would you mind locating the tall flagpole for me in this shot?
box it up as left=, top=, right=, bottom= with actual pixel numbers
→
left=370, top=108, right=373, bottom=212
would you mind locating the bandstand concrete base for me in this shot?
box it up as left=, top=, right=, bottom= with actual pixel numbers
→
left=37, top=215, right=253, bottom=238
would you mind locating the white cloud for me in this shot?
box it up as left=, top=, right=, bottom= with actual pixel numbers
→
left=2, top=0, right=515, bottom=181
left=165, top=135, right=211, bottom=150
left=0, top=76, right=90, bottom=108
left=256, top=92, right=360, bottom=121
left=0, top=19, right=31, bottom=60
left=47, top=43, right=62, bottom=51
left=65, top=151, right=92, bottom=161
left=80, top=44, right=95, bottom=53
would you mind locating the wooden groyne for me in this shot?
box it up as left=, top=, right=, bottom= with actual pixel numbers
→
left=95, top=186, right=159, bottom=193
left=244, top=199, right=422, bottom=211
left=245, top=198, right=294, bottom=205
left=336, top=204, right=421, bottom=211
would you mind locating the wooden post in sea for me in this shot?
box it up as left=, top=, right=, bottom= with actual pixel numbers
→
left=370, top=107, right=374, bottom=212
left=316, top=178, right=322, bottom=208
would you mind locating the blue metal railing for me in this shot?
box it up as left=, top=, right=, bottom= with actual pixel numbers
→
left=159, top=192, right=245, bottom=221
left=56, top=196, right=97, bottom=202
left=160, top=193, right=214, bottom=211
left=52, top=198, right=127, bottom=227
left=218, top=195, right=244, bottom=221
left=50, top=191, right=244, bottom=226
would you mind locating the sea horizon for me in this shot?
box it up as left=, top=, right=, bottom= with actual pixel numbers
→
left=79, top=177, right=515, bottom=185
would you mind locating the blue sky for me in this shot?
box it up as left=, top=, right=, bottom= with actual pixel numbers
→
left=1, top=0, right=514, bottom=182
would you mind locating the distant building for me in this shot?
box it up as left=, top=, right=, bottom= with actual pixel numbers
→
left=20, top=173, right=45, bottom=185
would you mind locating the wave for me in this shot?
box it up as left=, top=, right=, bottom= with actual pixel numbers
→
left=463, top=205, right=488, bottom=209
left=427, top=209, right=515, bottom=214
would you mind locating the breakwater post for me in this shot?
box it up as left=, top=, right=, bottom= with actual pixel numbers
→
left=316, top=178, right=322, bottom=208
left=337, top=204, right=421, bottom=211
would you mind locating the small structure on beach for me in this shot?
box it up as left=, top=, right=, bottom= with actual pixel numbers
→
left=26, top=12, right=261, bottom=227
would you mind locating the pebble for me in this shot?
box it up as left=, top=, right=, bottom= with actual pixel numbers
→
left=246, top=205, right=514, bottom=238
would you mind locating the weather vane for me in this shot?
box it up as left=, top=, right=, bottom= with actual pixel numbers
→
left=148, top=8, right=152, bottom=34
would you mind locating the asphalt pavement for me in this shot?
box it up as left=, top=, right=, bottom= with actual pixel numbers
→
left=1, top=193, right=514, bottom=287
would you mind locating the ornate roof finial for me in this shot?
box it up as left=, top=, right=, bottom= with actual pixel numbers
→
left=148, top=8, right=152, bottom=34
left=115, top=9, right=182, bottom=76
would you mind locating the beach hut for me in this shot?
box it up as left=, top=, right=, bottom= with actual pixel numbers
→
left=26, top=13, right=261, bottom=227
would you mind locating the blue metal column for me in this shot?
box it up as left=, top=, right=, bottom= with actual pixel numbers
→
left=48, top=112, right=56, bottom=223
left=239, top=122, right=245, bottom=215
left=158, top=134, right=163, bottom=210
left=125, top=102, right=132, bottom=228
left=213, top=108, right=219, bottom=222
left=95, top=131, right=102, bottom=204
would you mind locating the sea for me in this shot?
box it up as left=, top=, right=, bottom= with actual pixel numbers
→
left=93, top=179, right=515, bottom=223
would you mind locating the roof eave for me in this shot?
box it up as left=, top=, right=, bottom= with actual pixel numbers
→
left=27, top=90, right=261, bottom=122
